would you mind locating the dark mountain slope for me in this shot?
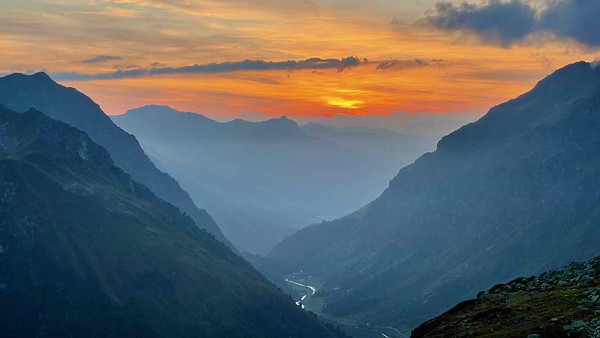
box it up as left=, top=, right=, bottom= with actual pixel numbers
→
left=269, top=61, right=600, bottom=327
left=0, top=73, right=229, bottom=246
left=0, top=106, right=345, bottom=337
left=412, top=256, right=600, bottom=337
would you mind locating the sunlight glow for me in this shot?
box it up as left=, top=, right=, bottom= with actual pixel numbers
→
left=322, top=96, right=364, bottom=109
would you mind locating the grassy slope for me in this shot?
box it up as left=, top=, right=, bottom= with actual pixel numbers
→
left=412, top=258, right=600, bottom=337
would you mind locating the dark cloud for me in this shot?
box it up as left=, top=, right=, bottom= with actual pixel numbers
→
left=427, top=1, right=536, bottom=46
left=81, top=55, right=122, bottom=64
left=427, top=0, right=600, bottom=48
left=54, top=56, right=364, bottom=81
left=375, top=58, right=449, bottom=71
left=376, top=59, right=429, bottom=70
left=539, top=0, right=600, bottom=48
left=151, top=57, right=362, bottom=75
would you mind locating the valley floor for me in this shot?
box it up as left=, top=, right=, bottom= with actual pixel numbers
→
left=284, top=272, right=411, bottom=338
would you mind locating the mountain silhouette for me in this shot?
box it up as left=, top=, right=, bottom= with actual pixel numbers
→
left=0, top=105, right=345, bottom=337
left=270, top=61, right=600, bottom=328
left=0, top=73, right=230, bottom=247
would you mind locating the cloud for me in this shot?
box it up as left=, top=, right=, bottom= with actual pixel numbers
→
left=53, top=56, right=365, bottom=81
left=539, top=0, right=600, bottom=48
left=81, top=55, right=122, bottom=64
left=376, top=59, right=429, bottom=70
left=427, top=0, right=600, bottom=48
left=427, top=1, right=536, bottom=46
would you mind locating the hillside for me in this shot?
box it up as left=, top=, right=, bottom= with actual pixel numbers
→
left=113, top=105, right=433, bottom=254
left=269, top=61, right=600, bottom=328
left=0, top=105, right=345, bottom=337
left=0, top=73, right=230, bottom=246
left=412, top=256, right=600, bottom=337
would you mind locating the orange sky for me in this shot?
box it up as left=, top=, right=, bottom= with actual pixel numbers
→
left=1, top=0, right=598, bottom=118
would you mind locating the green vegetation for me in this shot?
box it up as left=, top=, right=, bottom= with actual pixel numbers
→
left=413, top=257, right=600, bottom=337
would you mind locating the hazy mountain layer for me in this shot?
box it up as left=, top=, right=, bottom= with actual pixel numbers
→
left=0, top=73, right=230, bottom=246
left=114, top=105, right=434, bottom=254
left=0, top=106, right=345, bottom=337
left=270, top=61, right=600, bottom=328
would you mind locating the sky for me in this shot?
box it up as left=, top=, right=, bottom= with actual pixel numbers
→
left=1, top=0, right=599, bottom=119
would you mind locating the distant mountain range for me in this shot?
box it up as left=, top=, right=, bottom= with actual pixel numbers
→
left=295, top=112, right=478, bottom=139
left=0, top=73, right=230, bottom=247
left=269, top=61, right=600, bottom=329
left=113, top=105, right=435, bottom=254
left=0, top=106, right=345, bottom=337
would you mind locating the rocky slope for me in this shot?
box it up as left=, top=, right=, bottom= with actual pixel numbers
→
left=0, top=105, right=345, bottom=337
left=412, top=256, right=600, bottom=337
left=0, top=73, right=230, bottom=246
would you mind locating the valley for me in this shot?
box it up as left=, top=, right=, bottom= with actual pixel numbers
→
left=4, top=61, right=600, bottom=337
left=113, top=105, right=440, bottom=254
left=285, top=272, right=411, bottom=338
left=2, top=1, right=600, bottom=335
left=267, top=61, right=600, bottom=334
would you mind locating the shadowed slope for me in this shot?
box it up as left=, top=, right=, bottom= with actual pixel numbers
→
left=0, top=106, right=345, bottom=337
left=270, top=61, right=600, bottom=327
left=0, top=73, right=230, bottom=247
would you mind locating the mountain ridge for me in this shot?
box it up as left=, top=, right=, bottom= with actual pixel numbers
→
left=118, top=105, right=307, bottom=142
left=269, top=61, right=600, bottom=328
left=0, top=105, right=346, bottom=337
left=0, top=73, right=231, bottom=247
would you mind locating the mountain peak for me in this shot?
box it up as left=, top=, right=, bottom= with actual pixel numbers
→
left=0, top=106, right=346, bottom=338
left=265, top=115, right=297, bottom=126
left=261, top=115, right=304, bottom=136
left=0, top=73, right=231, bottom=245
left=534, top=61, right=600, bottom=89
left=270, top=62, right=600, bottom=328
left=124, top=105, right=211, bottom=121
left=435, top=60, right=600, bottom=155
left=31, top=71, right=53, bottom=81
left=2, top=71, right=56, bottom=85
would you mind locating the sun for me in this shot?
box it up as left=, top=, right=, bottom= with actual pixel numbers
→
left=322, top=96, right=365, bottom=109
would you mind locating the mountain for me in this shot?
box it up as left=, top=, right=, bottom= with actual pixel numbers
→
left=301, top=122, right=425, bottom=163
left=0, top=73, right=230, bottom=246
left=412, top=256, right=600, bottom=337
left=0, top=105, right=346, bottom=337
left=113, top=105, right=435, bottom=254
left=269, top=61, right=600, bottom=329
left=295, top=112, right=479, bottom=139
left=303, top=122, right=408, bottom=140
left=118, top=105, right=308, bottom=142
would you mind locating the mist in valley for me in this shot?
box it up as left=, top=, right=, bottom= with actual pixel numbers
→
left=113, top=105, right=471, bottom=254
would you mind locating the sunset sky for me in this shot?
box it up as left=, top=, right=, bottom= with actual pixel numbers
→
left=1, top=0, right=598, bottom=119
